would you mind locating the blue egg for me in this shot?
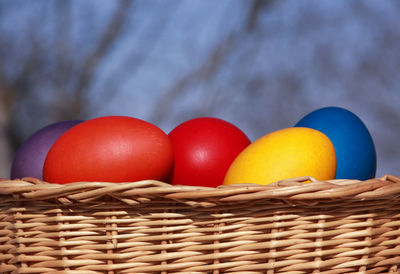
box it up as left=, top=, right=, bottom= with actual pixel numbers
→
left=295, top=107, right=376, bottom=180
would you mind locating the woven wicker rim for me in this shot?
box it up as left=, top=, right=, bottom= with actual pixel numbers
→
left=1, top=176, right=400, bottom=273
left=1, top=175, right=400, bottom=208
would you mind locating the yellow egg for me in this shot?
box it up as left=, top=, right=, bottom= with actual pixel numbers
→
left=223, top=127, right=336, bottom=186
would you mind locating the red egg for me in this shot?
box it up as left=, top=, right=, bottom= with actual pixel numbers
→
left=43, top=116, right=173, bottom=184
left=168, top=117, right=251, bottom=187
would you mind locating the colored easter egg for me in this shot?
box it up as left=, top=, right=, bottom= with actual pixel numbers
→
left=10, top=120, right=83, bottom=180
left=295, top=107, right=376, bottom=180
left=43, top=116, right=173, bottom=184
left=169, top=117, right=251, bottom=187
left=223, top=127, right=336, bottom=186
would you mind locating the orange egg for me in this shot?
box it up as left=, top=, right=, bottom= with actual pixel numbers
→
left=43, top=116, right=173, bottom=184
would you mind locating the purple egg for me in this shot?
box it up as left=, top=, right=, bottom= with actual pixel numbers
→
left=10, top=120, right=83, bottom=180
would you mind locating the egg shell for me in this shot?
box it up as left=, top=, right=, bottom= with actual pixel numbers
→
left=168, top=117, right=250, bottom=187
left=295, top=107, right=376, bottom=180
left=43, top=116, right=174, bottom=184
left=10, top=120, right=83, bottom=180
left=223, top=127, right=337, bottom=186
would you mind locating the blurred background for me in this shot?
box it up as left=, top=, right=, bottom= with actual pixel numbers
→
left=0, top=0, right=399, bottom=179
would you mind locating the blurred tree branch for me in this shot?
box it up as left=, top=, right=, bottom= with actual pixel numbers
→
left=90, top=1, right=175, bottom=114
left=149, top=0, right=276, bottom=123
left=246, top=0, right=276, bottom=31
left=150, top=31, right=236, bottom=122
left=56, top=0, right=135, bottom=120
left=0, top=0, right=138, bottom=174
left=54, top=0, right=73, bottom=96
left=2, top=0, right=400, bottom=179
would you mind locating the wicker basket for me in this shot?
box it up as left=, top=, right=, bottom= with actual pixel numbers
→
left=1, top=175, right=400, bottom=273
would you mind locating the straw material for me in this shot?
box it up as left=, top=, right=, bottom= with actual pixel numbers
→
left=0, top=175, right=400, bottom=273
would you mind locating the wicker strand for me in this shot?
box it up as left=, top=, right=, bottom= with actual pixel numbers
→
left=1, top=176, right=400, bottom=273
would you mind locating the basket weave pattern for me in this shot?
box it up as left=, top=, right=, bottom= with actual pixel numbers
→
left=1, top=175, right=400, bottom=273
